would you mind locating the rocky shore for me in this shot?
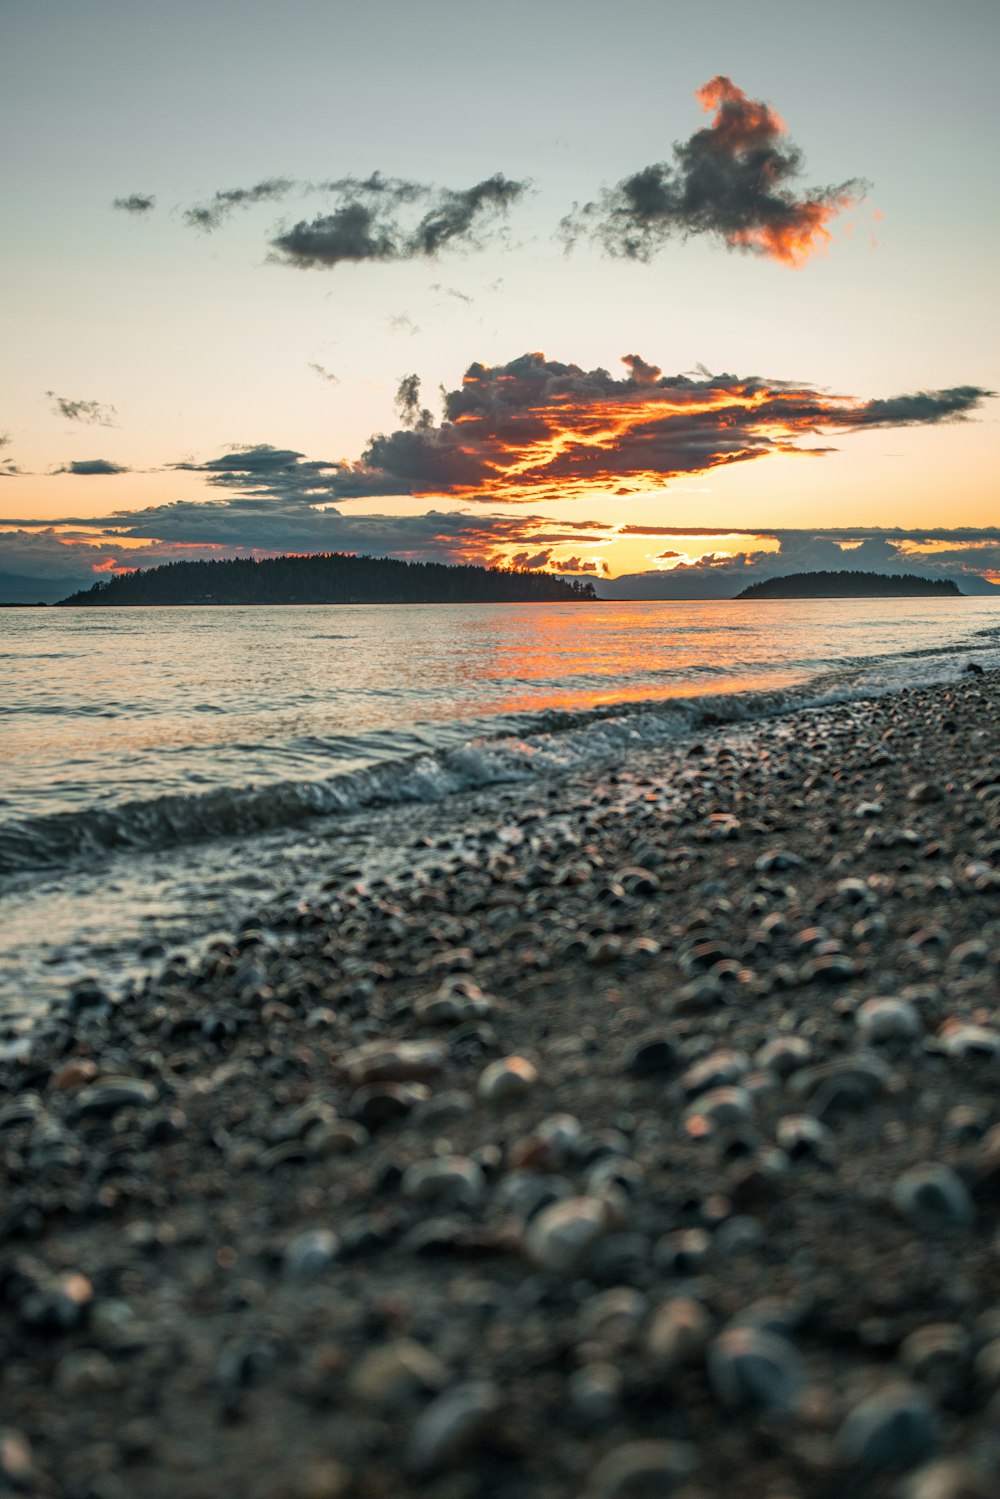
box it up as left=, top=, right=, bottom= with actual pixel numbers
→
left=2, top=671, right=1000, bottom=1499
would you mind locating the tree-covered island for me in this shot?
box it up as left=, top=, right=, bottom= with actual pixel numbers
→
left=57, top=553, right=598, bottom=606
left=738, top=571, right=961, bottom=600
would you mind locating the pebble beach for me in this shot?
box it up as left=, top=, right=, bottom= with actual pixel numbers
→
left=2, top=669, right=1000, bottom=1499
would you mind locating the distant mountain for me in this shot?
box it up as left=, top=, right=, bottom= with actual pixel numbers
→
left=738, top=570, right=961, bottom=599
left=57, top=552, right=597, bottom=607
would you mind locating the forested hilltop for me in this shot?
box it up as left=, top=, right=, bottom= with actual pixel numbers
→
left=58, top=553, right=597, bottom=606
left=738, top=570, right=961, bottom=599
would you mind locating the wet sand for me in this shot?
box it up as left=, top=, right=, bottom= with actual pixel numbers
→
left=2, top=671, right=999, bottom=1499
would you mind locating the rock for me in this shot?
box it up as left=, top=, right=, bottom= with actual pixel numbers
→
left=755, top=1035, right=812, bottom=1077
left=707, top=1325, right=806, bottom=1411
left=524, top=1195, right=618, bottom=1272
left=684, top=1085, right=753, bottom=1130
left=350, top=1083, right=425, bottom=1130
left=645, top=1297, right=712, bottom=1373
left=940, top=1025, right=1000, bottom=1060
left=909, top=782, right=944, bottom=804
left=585, top=1439, right=697, bottom=1498
left=342, top=1040, right=445, bottom=1085
left=405, top=1380, right=500, bottom=1476
left=494, top=1170, right=572, bottom=1222
left=835, top=1382, right=938, bottom=1471
left=776, top=1114, right=832, bottom=1158
left=401, top=1155, right=485, bottom=1209
left=282, top=1229, right=339, bottom=1281
left=624, top=1031, right=676, bottom=1077
left=856, top=997, right=922, bottom=1042
left=681, top=1049, right=750, bottom=1095
left=902, top=1458, right=998, bottom=1499
left=891, top=1164, right=975, bottom=1229
left=18, top=1273, right=93, bottom=1334
left=568, top=1362, right=623, bottom=1424
left=477, top=1055, right=538, bottom=1103
left=74, top=1078, right=157, bottom=1118
left=414, top=988, right=493, bottom=1025
left=349, top=1339, right=448, bottom=1410
left=755, top=850, right=805, bottom=873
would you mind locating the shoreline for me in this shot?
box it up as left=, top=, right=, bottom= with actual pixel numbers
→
left=2, top=671, right=1000, bottom=1497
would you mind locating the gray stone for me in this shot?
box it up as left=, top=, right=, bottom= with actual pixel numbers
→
left=405, top=1380, right=500, bottom=1476
left=891, top=1164, right=975, bottom=1229
left=707, top=1325, right=806, bottom=1411
left=585, top=1439, right=698, bottom=1498
left=835, top=1382, right=938, bottom=1471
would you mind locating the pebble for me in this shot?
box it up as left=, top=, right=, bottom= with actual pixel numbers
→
left=568, top=1362, right=623, bottom=1424
left=585, top=1439, right=697, bottom=1498
left=940, top=1024, right=1000, bottom=1060
left=405, top=1380, right=500, bottom=1476
left=856, top=997, right=922, bottom=1041
left=401, top=1154, right=485, bottom=1209
left=902, top=1459, right=998, bottom=1499
left=645, top=1297, right=712, bottom=1373
left=624, top=1031, right=677, bottom=1077
left=349, top=1339, right=448, bottom=1410
left=707, top=1325, right=807, bottom=1411
left=685, top=1085, right=753, bottom=1130
left=282, top=1229, right=339, bottom=1281
left=524, top=1195, right=617, bottom=1272
left=343, top=1040, right=445, bottom=1084
left=477, top=1055, right=538, bottom=1103
left=74, top=1078, right=158, bottom=1118
left=835, top=1382, right=938, bottom=1470
left=891, top=1164, right=975, bottom=1229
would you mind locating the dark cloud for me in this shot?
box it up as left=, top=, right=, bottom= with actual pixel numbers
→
left=852, top=387, right=991, bottom=426
left=270, top=201, right=398, bottom=267
left=54, top=459, right=130, bottom=476
left=47, top=392, right=118, bottom=427
left=271, top=174, right=528, bottom=268
left=338, top=352, right=993, bottom=506
left=307, top=363, right=340, bottom=384
left=564, top=76, right=868, bottom=266
left=395, top=374, right=433, bottom=431
left=183, top=178, right=295, bottom=231
left=408, top=175, right=526, bottom=255
left=155, top=356, right=991, bottom=510
left=112, top=193, right=155, bottom=214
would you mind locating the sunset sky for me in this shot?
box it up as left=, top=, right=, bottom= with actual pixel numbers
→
left=2, top=0, right=998, bottom=600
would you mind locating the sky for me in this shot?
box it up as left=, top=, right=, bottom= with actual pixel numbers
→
left=1, top=0, right=998, bottom=601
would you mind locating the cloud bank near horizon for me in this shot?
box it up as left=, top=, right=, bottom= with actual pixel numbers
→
left=147, top=352, right=990, bottom=510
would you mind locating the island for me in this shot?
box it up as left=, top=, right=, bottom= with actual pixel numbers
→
left=737, top=570, right=961, bottom=600
left=57, top=553, right=597, bottom=606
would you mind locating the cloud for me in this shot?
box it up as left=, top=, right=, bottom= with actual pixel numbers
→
left=38, top=352, right=990, bottom=515
left=183, top=178, right=295, bottom=231
left=47, top=392, right=118, bottom=427
left=599, top=529, right=1000, bottom=598
left=270, top=174, right=528, bottom=268
left=307, top=362, right=340, bottom=384
left=54, top=459, right=130, bottom=476
left=113, top=193, right=155, bottom=214
left=337, top=352, right=993, bottom=506
left=0, top=508, right=606, bottom=581
left=564, top=76, right=868, bottom=266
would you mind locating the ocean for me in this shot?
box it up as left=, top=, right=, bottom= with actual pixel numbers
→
left=3, top=597, right=999, bottom=1030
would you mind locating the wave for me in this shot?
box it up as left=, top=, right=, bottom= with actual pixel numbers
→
left=3, top=632, right=996, bottom=879
left=0, top=674, right=868, bottom=877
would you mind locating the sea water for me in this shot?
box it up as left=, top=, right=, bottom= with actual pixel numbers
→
left=3, top=597, right=999, bottom=1026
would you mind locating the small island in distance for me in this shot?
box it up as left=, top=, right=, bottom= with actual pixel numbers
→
left=57, top=552, right=597, bottom=607
left=738, top=570, right=961, bottom=600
